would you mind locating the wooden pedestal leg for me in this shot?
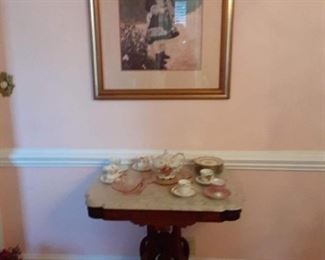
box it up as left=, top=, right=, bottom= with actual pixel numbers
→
left=180, top=237, right=190, bottom=259
left=140, top=226, right=160, bottom=260
left=171, top=226, right=189, bottom=260
left=140, top=225, right=190, bottom=260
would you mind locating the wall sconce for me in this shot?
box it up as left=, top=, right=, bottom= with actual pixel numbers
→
left=0, top=72, right=15, bottom=97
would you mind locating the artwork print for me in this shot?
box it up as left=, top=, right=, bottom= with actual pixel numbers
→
left=119, top=0, right=203, bottom=71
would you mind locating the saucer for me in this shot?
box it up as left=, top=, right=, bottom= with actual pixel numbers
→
left=171, top=186, right=196, bottom=198
left=103, top=164, right=128, bottom=174
left=158, top=173, right=176, bottom=180
left=203, top=186, right=231, bottom=200
left=193, top=156, right=224, bottom=174
left=210, top=177, right=226, bottom=187
left=155, top=175, right=178, bottom=185
left=154, top=170, right=192, bottom=186
left=100, top=174, right=120, bottom=184
left=118, top=165, right=129, bottom=172
left=131, top=163, right=151, bottom=172
left=195, top=176, right=211, bottom=185
left=194, top=156, right=223, bottom=167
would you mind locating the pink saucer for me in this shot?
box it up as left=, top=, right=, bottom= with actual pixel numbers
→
left=203, top=186, right=231, bottom=200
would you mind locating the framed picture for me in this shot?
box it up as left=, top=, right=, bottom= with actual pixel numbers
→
left=89, top=0, right=234, bottom=99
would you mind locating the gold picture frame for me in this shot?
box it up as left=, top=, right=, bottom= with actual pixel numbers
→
left=89, top=0, right=234, bottom=100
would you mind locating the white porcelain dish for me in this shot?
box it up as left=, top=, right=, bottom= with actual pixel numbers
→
left=103, top=164, right=128, bottom=174
left=99, top=174, right=121, bottom=184
left=195, top=176, right=211, bottom=185
left=210, top=178, right=226, bottom=187
left=171, top=185, right=196, bottom=198
left=194, top=156, right=223, bottom=167
left=131, top=163, right=151, bottom=172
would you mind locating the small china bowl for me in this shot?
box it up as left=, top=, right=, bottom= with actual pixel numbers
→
left=210, top=178, right=226, bottom=187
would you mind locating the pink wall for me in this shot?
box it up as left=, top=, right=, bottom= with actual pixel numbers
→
left=0, top=0, right=14, bottom=148
left=0, top=1, right=17, bottom=248
left=1, top=0, right=324, bottom=150
left=0, top=0, right=324, bottom=259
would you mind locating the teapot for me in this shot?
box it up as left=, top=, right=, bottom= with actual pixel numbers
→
left=132, top=156, right=151, bottom=171
left=151, top=150, right=185, bottom=179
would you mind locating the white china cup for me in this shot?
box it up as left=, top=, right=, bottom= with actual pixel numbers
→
left=103, top=164, right=120, bottom=175
left=200, top=168, right=214, bottom=182
left=136, top=157, right=150, bottom=170
left=177, top=179, right=192, bottom=195
left=102, top=172, right=119, bottom=183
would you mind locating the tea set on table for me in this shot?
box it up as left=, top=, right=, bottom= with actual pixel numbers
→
left=100, top=159, right=128, bottom=184
left=100, top=150, right=231, bottom=200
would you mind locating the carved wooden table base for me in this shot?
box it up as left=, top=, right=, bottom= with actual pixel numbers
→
left=140, top=226, right=189, bottom=260
left=88, top=208, right=241, bottom=260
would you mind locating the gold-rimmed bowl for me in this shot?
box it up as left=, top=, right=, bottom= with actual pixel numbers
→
left=193, top=156, right=224, bottom=175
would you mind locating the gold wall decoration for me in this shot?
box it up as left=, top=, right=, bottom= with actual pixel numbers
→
left=89, top=0, right=235, bottom=99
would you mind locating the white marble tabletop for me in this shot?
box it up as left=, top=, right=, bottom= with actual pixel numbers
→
left=85, top=167, right=242, bottom=213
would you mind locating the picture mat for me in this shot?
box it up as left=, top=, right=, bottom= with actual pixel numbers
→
left=100, top=0, right=222, bottom=90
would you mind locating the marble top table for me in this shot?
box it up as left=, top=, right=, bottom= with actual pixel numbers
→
left=85, top=167, right=242, bottom=260
left=86, top=169, right=242, bottom=213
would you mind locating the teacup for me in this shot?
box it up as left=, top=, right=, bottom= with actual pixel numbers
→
left=103, top=164, right=120, bottom=175
left=101, top=171, right=121, bottom=183
left=176, top=179, right=193, bottom=195
left=137, top=157, right=150, bottom=169
left=210, top=177, right=226, bottom=187
left=200, top=168, right=214, bottom=183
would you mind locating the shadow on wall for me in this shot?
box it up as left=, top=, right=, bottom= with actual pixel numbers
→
left=35, top=168, right=144, bottom=255
left=0, top=1, right=26, bottom=250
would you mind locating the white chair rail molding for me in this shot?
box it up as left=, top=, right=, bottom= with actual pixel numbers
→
left=0, top=148, right=324, bottom=171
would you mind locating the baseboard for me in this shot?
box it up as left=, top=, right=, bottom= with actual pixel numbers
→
left=0, top=148, right=324, bottom=171
left=23, top=254, right=137, bottom=260
left=23, top=254, right=243, bottom=260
